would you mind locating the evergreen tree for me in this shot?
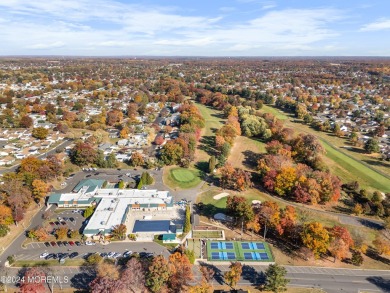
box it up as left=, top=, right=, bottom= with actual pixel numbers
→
left=364, top=138, right=380, bottom=154
left=264, top=264, right=289, bottom=293
left=208, top=156, right=216, bottom=173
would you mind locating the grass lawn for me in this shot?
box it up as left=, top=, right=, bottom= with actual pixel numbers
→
left=196, top=188, right=271, bottom=217
left=163, top=166, right=202, bottom=189
left=271, top=111, right=390, bottom=190
left=228, top=136, right=266, bottom=170
left=194, top=103, right=225, bottom=163
left=261, top=104, right=289, bottom=120
left=321, top=139, right=390, bottom=192
left=12, top=259, right=85, bottom=267
left=153, top=235, right=179, bottom=251
left=192, top=230, right=223, bottom=238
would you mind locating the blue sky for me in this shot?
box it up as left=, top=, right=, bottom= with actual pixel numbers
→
left=0, top=0, right=389, bottom=56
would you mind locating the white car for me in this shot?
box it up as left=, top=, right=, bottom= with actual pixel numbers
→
left=123, top=251, right=132, bottom=257
left=40, top=252, right=49, bottom=259
left=85, top=241, right=96, bottom=246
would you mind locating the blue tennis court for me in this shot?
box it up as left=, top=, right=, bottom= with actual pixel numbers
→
left=207, top=241, right=273, bottom=262
left=255, top=242, right=265, bottom=249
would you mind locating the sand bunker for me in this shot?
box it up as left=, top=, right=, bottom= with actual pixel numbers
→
left=213, top=192, right=229, bottom=200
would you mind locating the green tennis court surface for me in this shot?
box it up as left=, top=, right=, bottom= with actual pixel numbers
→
left=206, top=240, right=274, bottom=262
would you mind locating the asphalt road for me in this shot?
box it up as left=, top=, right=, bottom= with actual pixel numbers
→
left=1, top=263, right=389, bottom=292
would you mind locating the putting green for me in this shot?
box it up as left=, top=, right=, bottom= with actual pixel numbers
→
left=171, top=168, right=196, bottom=182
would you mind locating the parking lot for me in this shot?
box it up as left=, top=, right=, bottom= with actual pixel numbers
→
left=45, top=209, right=85, bottom=236
left=15, top=241, right=170, bottom=263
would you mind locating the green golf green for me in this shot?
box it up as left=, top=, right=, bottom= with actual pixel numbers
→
left=171, top=168, right=196, bottom=182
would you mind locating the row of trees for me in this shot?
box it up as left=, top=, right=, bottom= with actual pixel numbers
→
left=224, top=196, right=388, bottom=263
left=257, top=136, right=341, bottom=205
left=0, top=155, right=63, bottom=234
left=16, top=252, right=289, bottom=293
left=160, top=102, right=204, bottom=166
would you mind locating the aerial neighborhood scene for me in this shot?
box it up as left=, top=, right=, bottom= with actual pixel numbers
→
left=0, top=1, right=389, bottom=293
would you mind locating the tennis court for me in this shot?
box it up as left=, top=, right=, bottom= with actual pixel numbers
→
left=206, top=241, right=274, bottom=262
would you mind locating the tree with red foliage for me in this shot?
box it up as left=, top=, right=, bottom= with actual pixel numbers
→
left=69, top=142, right=97, bottom=166
left=20, top=267, right=46, bottom=293
left=329, top=226, right=354, bottom=248
left=19, top=115, right=33, bottom=128
left=154, top=135, right=165, bottom=145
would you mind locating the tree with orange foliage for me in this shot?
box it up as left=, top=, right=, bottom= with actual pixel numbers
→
left=293, top=176, right=320, bottom=204
left=130, top=151, right=145, bottom=167
left=276, top=206, right=297, bottom=236
left=329, top=226, right=354, bottom=249
left=274, top=167, right=297, bottom=196
left=20, top=156, right=43, bottom=175
left=32, top=179, right=48, bottom=202
left=246, top=214, right=261, bottom=234
left=224, top=262, right=242, bottom=289
left=259, top=201, right=281, bottom=240
left=168, top=252, right=194, bottom=292
left=301, top=222, right=330, bottom=259
left=0, top=205, right=14, bottom=225
left=329, top=238, right=349, bottom=262
left=119, top=127, right=129, bottom=138
left=106, top=109, right=123, bottom=126
left=34, top=226, right=50, bottom=242
left=373, top=234, right=390, bottom=256
left=215, top=135, right=225, bottom=150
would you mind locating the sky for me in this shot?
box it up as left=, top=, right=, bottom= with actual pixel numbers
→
left=0, top=0, right=389, bottom=56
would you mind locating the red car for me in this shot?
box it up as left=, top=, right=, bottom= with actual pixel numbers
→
left=50, top=241, right=57, bottom=247
left=68, top=241, right=75, bottom=246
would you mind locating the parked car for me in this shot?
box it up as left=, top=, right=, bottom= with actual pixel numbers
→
left=57, top=241, right=63, bottom=247
left=44, top=242, right=51, bottom=247
left=69, top=252, right=79, bottom=259
left=123, top=251, right=133, bottom=257
left=45, top=253, right=54, bottom=260
left=113, top=253, right=122, bottom=258
left=40, top=252, right=49, bottom=259
left=85, top=241, right=96, bottom=246
left=68, top=241, right=75, bottom=246
left=50, top=241, right=57, bottom=247
left=139, top=252, right=153, bottom=259
left=62, top=241, right=68, bottom=246
left=69, top=217, right=75, bottom=222
left=75, top=241, right=81, bottom=246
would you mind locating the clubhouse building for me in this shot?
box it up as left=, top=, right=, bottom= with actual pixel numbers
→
left=47, top=179, right=174, bottom=237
